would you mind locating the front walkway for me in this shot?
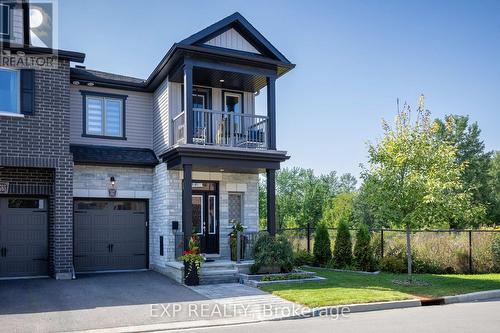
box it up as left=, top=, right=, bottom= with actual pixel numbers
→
left=189, top=283, right=306, bottom=320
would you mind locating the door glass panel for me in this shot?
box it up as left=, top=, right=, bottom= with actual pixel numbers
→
left=208, top=195, right=216, bottom=234
left=192, top=195, right=204, bottom=234
left=225, top=94, right=242, bottom=134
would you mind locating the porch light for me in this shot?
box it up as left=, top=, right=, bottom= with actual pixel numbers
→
left=87, top=82, right=94, bottom=87
left=72, top=81, right=80, bottom=85
left=220, top=169, right=224, bottom=172
left=219, top=79, right=225, bottom=83
left=110, top=176, right=116, bottom=186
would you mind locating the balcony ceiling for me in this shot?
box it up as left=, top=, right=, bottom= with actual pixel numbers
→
left=170, top=66, right=268, bottom=93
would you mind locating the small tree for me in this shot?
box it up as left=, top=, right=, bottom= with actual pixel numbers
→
left=353, top=224, right=374, bottom=271
left=313, top=223, right=331, bottom=266
left=332, top=218, right=352, bottom=268
left=362, top=97, right=483, bottom=279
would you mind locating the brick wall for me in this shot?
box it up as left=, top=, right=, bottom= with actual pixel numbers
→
left=0, top=60, right=73, bottom=279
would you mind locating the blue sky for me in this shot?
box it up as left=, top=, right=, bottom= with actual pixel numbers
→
left=59, top=0, right=500, bottom=177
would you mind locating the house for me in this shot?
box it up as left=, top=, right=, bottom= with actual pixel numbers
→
left=0, top=2, right=294, bottom=282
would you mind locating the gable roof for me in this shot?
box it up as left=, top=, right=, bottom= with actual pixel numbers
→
left=178, top=12, right=291, bottom=64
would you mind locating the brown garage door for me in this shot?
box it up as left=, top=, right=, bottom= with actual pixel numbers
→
left=0, top=197, right=48, bottom=278
left=74, top=200, right=147, bottom=273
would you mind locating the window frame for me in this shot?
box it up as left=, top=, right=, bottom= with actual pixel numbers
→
left=0, top=3, right=10, bottom=39
left=0, top=67, right=20, bottom=115
left=81, top=90, right=127, bottom=140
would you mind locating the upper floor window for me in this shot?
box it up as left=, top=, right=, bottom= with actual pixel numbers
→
left=0, top=67, right=20, bottom=114
left=82, top=92, right=127, bottom=139
left=0, top=4, right=9, bottom=39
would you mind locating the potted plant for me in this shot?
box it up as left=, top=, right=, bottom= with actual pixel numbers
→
left=228, top=219, right=246, bottom=261
left=179, top=235, right=204, bottom=286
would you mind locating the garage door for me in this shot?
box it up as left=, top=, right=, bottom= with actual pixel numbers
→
left=0, top=197, right=48, bottom=278
left=74, top=200, right=147, bottom=273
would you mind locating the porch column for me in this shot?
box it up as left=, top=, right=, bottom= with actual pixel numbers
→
left=182, top=164, right=193, bottom=250
left=266, top=169, right=277, bottom=236
left=266, top=76, right=277, bottom=150
left=184, top=62, right=194, bottom=144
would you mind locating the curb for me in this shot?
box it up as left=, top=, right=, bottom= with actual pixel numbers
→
left=74, top=290, right=500, bottom=332
left=443, top=289, right=500, bottom=304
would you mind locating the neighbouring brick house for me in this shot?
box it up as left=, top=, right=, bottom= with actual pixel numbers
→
left=0, top=3, right=294, bottom=282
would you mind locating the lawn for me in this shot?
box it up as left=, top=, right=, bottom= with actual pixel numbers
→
left=260, top=268, right=500, bottom=308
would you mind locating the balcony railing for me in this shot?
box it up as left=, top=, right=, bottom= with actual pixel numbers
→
left=172, top=108, right=269, bottom=149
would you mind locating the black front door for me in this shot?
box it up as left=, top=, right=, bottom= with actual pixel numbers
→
left=192, top=182, right=219, bottom=254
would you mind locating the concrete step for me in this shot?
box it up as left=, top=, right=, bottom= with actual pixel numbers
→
left=200, top=273, right=239, bottom=284
left=200, top=268, right=238, bottom=276
left=201, top=262, right=236, bottom=271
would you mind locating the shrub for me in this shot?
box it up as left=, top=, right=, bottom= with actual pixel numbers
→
left=353, top=224, right=375, bottom=271
left=379, top=256, right=406, bottom=273
left=492, top=234, right=500, bottom=272
left=313, top=223, right=331, bottom=266
left=293, top=250, right=315, bottom=267
left=251, top=233, right=294, bottom=274
left=332, top=219, right=352, bottom=268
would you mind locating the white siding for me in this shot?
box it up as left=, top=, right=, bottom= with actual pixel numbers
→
left=70, top=85, right=153, bottom=148
left=204, top=28, right=261, bottom=54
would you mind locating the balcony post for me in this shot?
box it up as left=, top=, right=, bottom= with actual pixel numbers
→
left=266, top=169, right=277, bottom=236
left=182, top=164, right=193, bottom=250
left=266, top=76, right=276, bottom=150
left=184, top=62, right=193, bottom=144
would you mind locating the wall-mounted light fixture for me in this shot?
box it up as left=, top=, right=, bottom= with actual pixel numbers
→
left=108, top=176, right=117, bottom=197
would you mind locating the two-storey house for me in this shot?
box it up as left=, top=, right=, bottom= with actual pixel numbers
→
left=1, top=5, right=294, bottom=282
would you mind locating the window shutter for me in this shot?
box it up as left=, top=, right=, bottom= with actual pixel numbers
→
left=20, top=69, right=35, bottom=115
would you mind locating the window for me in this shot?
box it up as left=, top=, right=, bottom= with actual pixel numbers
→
left=0, top=68, right=19, bottom=114
left=8, top=199, right=45, bottom=209
left=0, top=4, right=9, bottom=38
left=83, top=92, right=126, bottom=138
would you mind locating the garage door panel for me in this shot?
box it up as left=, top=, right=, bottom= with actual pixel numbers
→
left=74, top=200, right=147, bottom=273
left=0, top=198, right=48, bottom=278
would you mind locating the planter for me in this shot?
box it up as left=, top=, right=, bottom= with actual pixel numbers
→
left=230, top=235, right=247, bottom=261
left=183, top=261, right=199, bottom=286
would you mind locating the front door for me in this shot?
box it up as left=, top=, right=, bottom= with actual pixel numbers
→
left=191, top=182, right=219, bottom=254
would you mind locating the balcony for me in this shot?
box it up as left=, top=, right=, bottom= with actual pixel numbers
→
left=172, top=108, right=269, bottom=150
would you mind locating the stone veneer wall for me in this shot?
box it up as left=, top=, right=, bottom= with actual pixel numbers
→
left=150, top=164, right=260, bottom=275
left=73, top=165, right=153, bottom=199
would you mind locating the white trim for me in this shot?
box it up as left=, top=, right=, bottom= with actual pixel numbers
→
left=0, top=111, right=24, bottom=118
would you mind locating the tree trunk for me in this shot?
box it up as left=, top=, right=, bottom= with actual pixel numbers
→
left=405, top=223, right=412, bottom=280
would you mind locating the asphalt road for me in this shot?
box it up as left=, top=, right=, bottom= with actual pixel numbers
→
left=167, top=298, right=500, bottom=333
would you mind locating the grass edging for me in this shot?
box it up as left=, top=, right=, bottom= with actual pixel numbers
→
left=303, top=265, right=380, bottom=275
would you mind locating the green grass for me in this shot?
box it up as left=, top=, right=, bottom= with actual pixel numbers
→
left=260, top=268, right=500, bottom=307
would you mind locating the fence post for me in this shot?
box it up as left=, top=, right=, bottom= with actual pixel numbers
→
left=468, top=230, right=473, bottom=274
left=380, top=229, right=384, bottom=259
left=307, top=222, right=311, bottom=254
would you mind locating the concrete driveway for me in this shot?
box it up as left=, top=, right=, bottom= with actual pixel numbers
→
left=0, top=271, right=214, bottom=333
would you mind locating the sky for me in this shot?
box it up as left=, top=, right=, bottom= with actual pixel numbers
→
left=58, top=0, right=500, bottom=177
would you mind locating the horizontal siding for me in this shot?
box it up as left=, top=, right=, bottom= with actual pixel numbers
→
left=204, top=28, right=261, bottom=54
left=153, top=79, right=169, bottom=155
left=70, top=85, right=153, bottom=149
